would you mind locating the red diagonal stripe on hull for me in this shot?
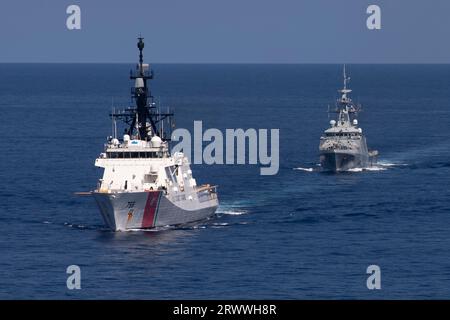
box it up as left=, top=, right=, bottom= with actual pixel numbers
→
left=142, top=192, right=160, bottom=228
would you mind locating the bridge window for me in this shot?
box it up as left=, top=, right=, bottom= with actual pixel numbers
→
left=106, top=151, right=164, bottom=159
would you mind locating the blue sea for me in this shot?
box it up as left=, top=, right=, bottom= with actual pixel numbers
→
left=0, top=64, right=449, bottom=299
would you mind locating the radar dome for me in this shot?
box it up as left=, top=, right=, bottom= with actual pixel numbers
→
left=151, top=136, right=162, bottom=148
left=353, top=119, right=358, bottom=126
left=330, top=120, right=336, bottom=126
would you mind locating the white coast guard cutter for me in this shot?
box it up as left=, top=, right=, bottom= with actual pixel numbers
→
left=89, top=38, right=218, bottom=231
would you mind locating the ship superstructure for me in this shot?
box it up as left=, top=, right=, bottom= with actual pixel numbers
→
left=319, top=66, right=378, bottom=172
left=92, top=38, right=218, bottom=231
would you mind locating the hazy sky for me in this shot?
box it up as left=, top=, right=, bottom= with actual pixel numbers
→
left=0, top=0, right=449, bottom=63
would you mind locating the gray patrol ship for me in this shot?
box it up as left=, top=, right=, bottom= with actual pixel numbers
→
left=319, top=66, right=378, bottom=172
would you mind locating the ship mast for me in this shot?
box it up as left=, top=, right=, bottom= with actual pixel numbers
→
left=334, top=65, right=361, bottom=115
left=339, top=64, right=352, bottom=104
left=129, top=37, right=156, bottom=140
left=110, top=37, right=174, bottom=141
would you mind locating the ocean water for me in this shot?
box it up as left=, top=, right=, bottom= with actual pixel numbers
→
left=0, top=64, right=449, bottom=299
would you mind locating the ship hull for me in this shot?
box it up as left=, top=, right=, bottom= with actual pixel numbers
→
left=92, top=191, right=218, bottom=231
left=320, top=151, right=369, bottom=172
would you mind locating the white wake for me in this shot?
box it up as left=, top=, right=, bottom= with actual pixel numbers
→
left=293, top=160, right=408, bottom=173
left=293, top=167, right=315, bottom=172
